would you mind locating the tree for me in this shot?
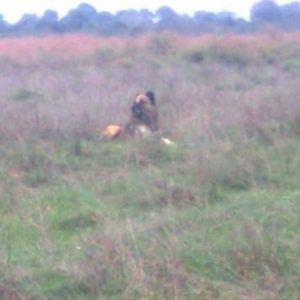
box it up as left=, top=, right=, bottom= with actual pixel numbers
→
left=115, top=9, right=155, bottom=34
left=155, top=6, right=179, bottom=30
left=42, top=9, right=59, bottom=23
left=193, top=11, right=245, bottom=33
left=95, top=11, right=128, bottom=35
left=38, top=10, right=61, bottom=32
left=15, top=13, right=39, bottom=34
left=138, top=9, right=155, bottom=28
left=250, top=0, right=281, bottom=24
left=61, top=3, right=98, bottom=31
left=116, top=9, right=138, bottom=26
left=281, top=2, right=300, bottom=29
left=0, top=14, right=9, bottom=35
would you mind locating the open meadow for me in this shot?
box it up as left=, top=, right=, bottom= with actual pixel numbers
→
left=0, top=31, right=299, bottom=299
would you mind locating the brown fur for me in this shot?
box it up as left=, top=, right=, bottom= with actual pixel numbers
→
left=102, top=125, right=123, bottom=139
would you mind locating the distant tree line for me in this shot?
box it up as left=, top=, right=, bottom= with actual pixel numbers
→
left=0, top=0, right=300, bottom=36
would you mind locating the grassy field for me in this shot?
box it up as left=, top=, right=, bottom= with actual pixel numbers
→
left=0, top=31, right=299, bottom=299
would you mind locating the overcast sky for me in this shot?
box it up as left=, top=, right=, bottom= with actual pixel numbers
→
left=0, top=0, right=294, bottom=23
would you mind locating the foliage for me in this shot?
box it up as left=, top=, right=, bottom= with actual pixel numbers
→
left=251, top=0, right=281, bottom=24
left=1, top=1, right=300, bottom=36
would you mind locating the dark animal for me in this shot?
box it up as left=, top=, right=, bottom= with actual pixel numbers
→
left=102, top=91, right=159, bottom=139
left=125, top=90, right=159, bottom=136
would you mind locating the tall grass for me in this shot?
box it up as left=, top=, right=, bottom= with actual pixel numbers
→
left=0, top=32, right=299, bottom=299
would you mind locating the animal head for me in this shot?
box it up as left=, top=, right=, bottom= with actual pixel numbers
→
left=128, top=90, right=159, bottom=133
left=136, top=91, right=156, bottom=106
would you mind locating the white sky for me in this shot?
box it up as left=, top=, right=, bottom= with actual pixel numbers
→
left=0, top=0, right=294, bottom=23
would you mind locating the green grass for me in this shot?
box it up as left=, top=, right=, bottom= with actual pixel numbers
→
left=1, top=132, right=299, bottom=299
